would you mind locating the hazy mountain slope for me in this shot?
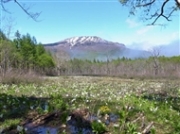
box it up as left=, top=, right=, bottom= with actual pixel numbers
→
left=159, top=40, right=180, bottom=56
left=44, top=36, right=151, bottom=60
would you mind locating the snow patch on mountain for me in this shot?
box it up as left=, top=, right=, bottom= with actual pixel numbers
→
left=64, top=36, right=109, bottom=46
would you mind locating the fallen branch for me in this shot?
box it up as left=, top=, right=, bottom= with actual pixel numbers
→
left=132, top=113, right=144, bottom=123
left=142, top=122, right=154, bottom=134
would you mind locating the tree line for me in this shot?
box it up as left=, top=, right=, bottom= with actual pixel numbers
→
left=0, top=30, right=55, bottom=77
left=56, top=56, right=180, bottom=79
left=1, top=30, right=180, bottom=79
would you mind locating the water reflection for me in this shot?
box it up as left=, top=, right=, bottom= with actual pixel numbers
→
left=24, top=113, right=119, bottom=134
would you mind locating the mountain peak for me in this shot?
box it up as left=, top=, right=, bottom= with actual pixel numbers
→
left=44, top=36, right=151, bottom=60
left=63, top=36, right=108, bottom=46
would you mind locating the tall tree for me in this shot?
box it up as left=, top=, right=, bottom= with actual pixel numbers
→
left=0, top=36, right=17, bottom=76
left=0, top=30, right=8, bottom=41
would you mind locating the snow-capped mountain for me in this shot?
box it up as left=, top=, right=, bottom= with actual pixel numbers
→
left=44, top=36, right=150, bottom=61
left=64, top=36, right=109, bottom=46
left=45, top=36, right=125, bottom=47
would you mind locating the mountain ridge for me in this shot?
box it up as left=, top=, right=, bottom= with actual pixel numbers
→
left=44, top=36, right=125, bottom=48
left=44, top=36, right=150, bottom=61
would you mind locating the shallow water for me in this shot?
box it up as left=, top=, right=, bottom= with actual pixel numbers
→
left=67, top=118, right=93, bottom=134
left=26, top=126, right=58, bottom=134
left=24, top=122, right=58, bottom=134
left=24, top=113, right=119, bottom=134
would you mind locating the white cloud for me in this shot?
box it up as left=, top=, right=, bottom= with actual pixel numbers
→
left=102, top=24, right=178, bottom=52
left=127, top=41, right=160, bottom=51
left=170, top=31, right=179, bottom=41
left=148, top=31, right=180, bottom=45
left=126, top=19, right=140, bottom=28
left=127, top=32, right=179, bottom=50
left=136, top=26, right=154, bottom=35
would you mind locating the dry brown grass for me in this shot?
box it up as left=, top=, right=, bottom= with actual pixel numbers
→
left=0, top=69, right=44, bottom=84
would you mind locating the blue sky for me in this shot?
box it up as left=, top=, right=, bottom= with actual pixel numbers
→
left=1, top=0, right=180, bottom=50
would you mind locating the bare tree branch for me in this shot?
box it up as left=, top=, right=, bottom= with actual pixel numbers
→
left=175, top=0, right=180, bottom=7
left=151, top=0, right=171, bottom=25
left=119, top=0, right=180, bottom=25
left=2, top=16, right=16, bottom=38
left=14, top=0, right=41, bottom=21
left=0, top=0, right=41, bottom=21
left=136, top=0, right=156, bottom=7
left=167, top=6, right=179, bottom=18
left=1, top=0, right=11, bottom=13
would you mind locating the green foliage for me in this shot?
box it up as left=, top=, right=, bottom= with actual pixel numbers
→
left=0, top=39, right=19, bottom=75
left=174, top=121, right=180, bottom=133
left=37, top=53, right=55, bottom=68
left=150, top=128, right=156, bottom=134
left=91, top=121, right=107, bottom=134
left=36, top=44, right=46, bottom=56
left=126, top=122, right=138, bottom=133
left=0, top=77, right=180, bottom=133
left=0, top=30, right=8, bottom=41
left=0, top=30, right=55, bottom=76
left=49, top=95, right=68, bottom=111
left=13, top=33, right=55, bottom=69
